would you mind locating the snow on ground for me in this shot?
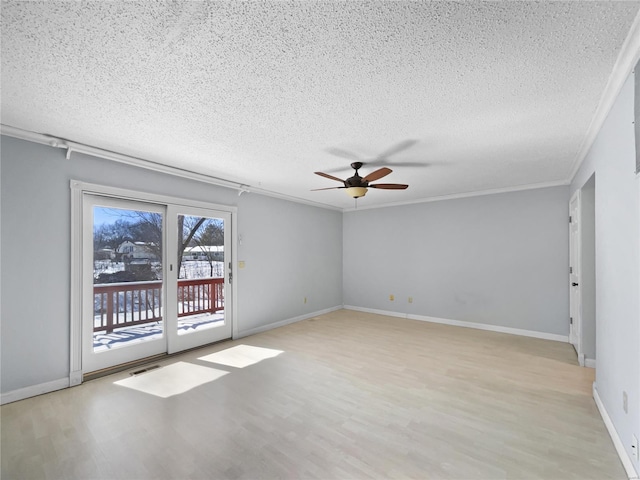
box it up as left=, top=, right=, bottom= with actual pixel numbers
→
left=93, top=312, right=225, bottom=352
left=179, top=260, right=224, bottom=279
left=94, top=260, right=223, bottom=280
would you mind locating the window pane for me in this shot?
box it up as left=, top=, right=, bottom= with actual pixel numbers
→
left=177, top=215, right=225, bottom=336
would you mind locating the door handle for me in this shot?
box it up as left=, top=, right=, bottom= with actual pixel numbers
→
left=572, top=282, right=579, bottom=286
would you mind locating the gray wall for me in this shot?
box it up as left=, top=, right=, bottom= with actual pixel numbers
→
left=580, top=175, right=596, bottom=363
left=343, top=186, right=570, bottom=335
left=0, top=136, right=343, bottom=393
left=569, top=72, right=639, bottom=471
left=236, top=193, right=343, bottom=332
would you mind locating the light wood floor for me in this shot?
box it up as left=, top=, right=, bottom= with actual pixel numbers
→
left=1, top=310, right=626, bottom=479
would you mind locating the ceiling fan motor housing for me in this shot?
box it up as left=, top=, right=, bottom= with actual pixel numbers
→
left=345, top=175, right=367, bottom=188
left=346, top=162, right=367, bottom=187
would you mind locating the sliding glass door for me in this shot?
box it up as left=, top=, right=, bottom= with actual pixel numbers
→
left=81, top=195, right=233, bottom=374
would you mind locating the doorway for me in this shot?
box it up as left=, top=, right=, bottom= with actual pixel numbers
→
left=569, top=189, right=582, bottom=362
left=580, top=175, right=596, bottom=368
left=569, top=176, right=597, bottom=368
left=71, top=182, right=236, bottom=380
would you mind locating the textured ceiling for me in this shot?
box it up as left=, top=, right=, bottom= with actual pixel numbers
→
left=2, top=1, right=640, bottom=209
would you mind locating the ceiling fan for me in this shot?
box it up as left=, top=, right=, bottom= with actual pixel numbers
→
left=313, top=161, right=408, bottom=198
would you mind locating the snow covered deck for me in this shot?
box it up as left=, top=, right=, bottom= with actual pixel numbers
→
left=93, top=312, right=225, bottom=352
left=94, top=277, right=224, bottom=333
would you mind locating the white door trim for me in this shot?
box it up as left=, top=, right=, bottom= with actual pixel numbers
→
left=71, top=180, right=238, bottom=213
left=569, top=189, right=583, bottom=363
left=69, top=180, right=238, bottom=382
left=69, top=185, right=83, bottom=386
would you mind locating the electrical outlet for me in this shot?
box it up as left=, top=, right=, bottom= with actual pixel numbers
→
left=408, top=297, right=413, bottom=303
left=304, top=297, right=307, bottom=304
left=389, top=294, right=394, bottom=301
left=623, top=391, right=628, bottom=413
left=632, top=435, right=638, bottom=461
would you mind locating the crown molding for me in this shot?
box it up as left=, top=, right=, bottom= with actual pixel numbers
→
left=342, top=180, right=569, bottom=213
left=567, top=9, right=640, bottom=182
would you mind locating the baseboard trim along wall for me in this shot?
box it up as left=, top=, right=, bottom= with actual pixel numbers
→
left=593, top=383, right=639, bottom=480
left=235, top=305, right=343, bottom=339
left=1, top=377, right=70, bottom=405
left=343, top=305, right=569, bottom=343
left=585, top=358, right=597, bottom=369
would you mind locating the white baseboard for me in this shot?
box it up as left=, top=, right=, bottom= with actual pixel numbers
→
left=235, top=305, right=343, bottom=339
left=1, top=377, right=69, bottom=405
left=585, top=358, right=596, bottom=369
left=344, top=305, right=407, bottom=319
left=593, top=383, right=639, bottom=479
left=343, top=305, right=569, bottom=342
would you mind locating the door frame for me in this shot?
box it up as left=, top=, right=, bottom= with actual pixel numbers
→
left=569, top=189, right=583, bottom=365
left=70, top=180, right=238, bottom=385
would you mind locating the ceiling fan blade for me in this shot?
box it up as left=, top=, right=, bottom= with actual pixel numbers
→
left=363, top=160, right=429, bottom=168
left=382, top=161, right=428, bottom=168
left=368, top=183, right=409, bottom=190
left=311, top=186, right=346, bottom=191
left=325, top=147, right=363, bottom=161
left=376, top=139, right=418, bottom=159
left=319, top=166, right=354, bottom=173
left=315, top=171, right=345, bottom=183
left=363, top=167, right=392, bottom=182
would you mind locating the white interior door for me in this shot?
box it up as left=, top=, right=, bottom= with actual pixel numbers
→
left=166, top=205, right=232, bottom=354
left=82, top=195, right=167, bottom=373
left=569, top=190, right=582, bottom=362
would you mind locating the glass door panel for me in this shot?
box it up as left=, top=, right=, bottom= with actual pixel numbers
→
left=167, top=206, right=232, bottom=353
left=83, top=195, right=167, bottom=373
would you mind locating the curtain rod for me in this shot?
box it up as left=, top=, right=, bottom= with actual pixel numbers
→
left=1, top=124, right=246, bottom=192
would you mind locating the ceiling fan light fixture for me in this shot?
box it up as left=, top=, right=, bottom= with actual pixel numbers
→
left=345, top=187, right=368, bottom=198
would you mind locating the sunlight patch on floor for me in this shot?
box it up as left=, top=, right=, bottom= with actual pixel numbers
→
left=113, top=361, right=228, bottom=398
left=199, top=344, right=283, bottom=368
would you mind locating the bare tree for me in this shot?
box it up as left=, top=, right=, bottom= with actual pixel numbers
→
left=189, top=219, right=224, bottom=277
left=93, top=218, right=133, bottom=251
left=178, top=215, right=206, bottom=277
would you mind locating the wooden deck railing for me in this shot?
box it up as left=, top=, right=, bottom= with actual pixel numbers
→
left=178, top=277, right=224, bottom=317
left=94, top=277, right=224, bottom=333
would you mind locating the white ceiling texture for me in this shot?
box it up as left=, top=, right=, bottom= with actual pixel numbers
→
left=2, top=1, right=640, bottom=210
